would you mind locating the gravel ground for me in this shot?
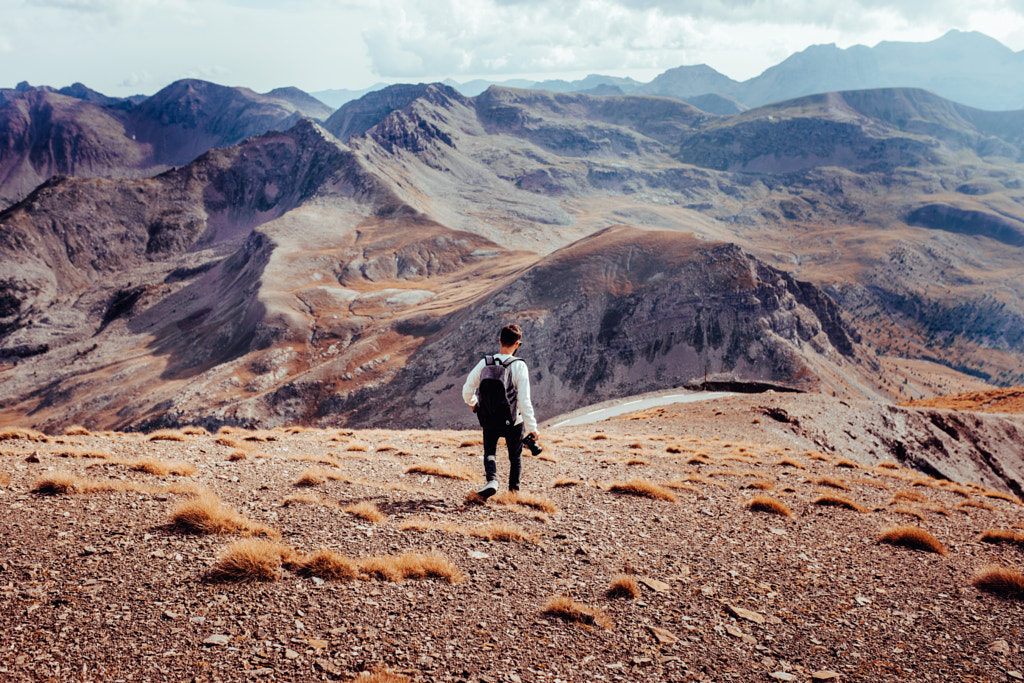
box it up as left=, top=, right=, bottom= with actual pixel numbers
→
left=2, top=397, right=1023, bottom=683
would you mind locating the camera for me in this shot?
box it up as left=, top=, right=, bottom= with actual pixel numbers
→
left=523, top=433, right=543, bottom=456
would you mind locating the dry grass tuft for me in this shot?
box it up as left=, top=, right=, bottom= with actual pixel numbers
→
left=607, top=478, right=677, bottom=502
left=891, top=506, right=926, bottom=521
left=847, top=476, right=892, bottom=490
left=129, top=457, right=196, bottom=476
left=207, top=539, right=292, bottom=582
left=295, top=467, right=331, bottom=487
left=812, top=495, right=868, bottom=513
left=344, top=501, right=387, bottom=524
left=0, top=427, right=49, bottom=443
left=283, top=493, right=323, bottom=507
left=742, top=479, right=775, bottom=491
left=834, top=458, right=859, bottom=469
left=181, top=426, right=210, bottom=436
left=878, top=525, right=947, bottom=554
left=876, top=461, right=900, bottom=469
left=665, top=445, right=683, bottom=454
left=745, top=495, right=793, bottom=517
left=891, top=489, right=930, bottom=504
left=405, top=461, right=478, bottom=481
left=288, top=548, right=359, bottom=582
left=63, top=425, right=92, bottom=436
left=359, top=552, right=464, bottom=583
left=347, top=667, right=412, bottom=683
left=471, top=522, right=539, bottom=544
left=492, top=490, right=558, bottom=514
left=980, top=529, right=1024, bottom=547
left=662, top=480, right=703, bottom=496
left=806, top=451, right=832, bottom=462
left=960, top=500, right=996, bottom=512
left=147, top=429, right=190, bottom=442
left=774, top=457, right=806, bottom=469
left=542, top=595, right=612, bottom=629
left=591, top=434, right=608, bottom=440
left=552, top=478, right=583, bottom=487
left=33, top=471, right=87, bottom=495
left=458, top=439, right=483, bottom=448
left=605, top=574, right=640, bottom=599
left=972, top=566, right=1024, bottom=599
left=227, top=449, right=248, bottom=462
left=982, top=489, right=1022, bottom=505
left=626, top=458, right=650, bottom=466
left=215, top=436, right=243, bottom=449
left=809, top=476, right=850, bottom=491
left=0, top=471, right=10, bottom=487
left=169, top=493, right=279, bottom=538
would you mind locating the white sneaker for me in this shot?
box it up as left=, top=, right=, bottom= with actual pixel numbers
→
left=477, top=480, right=498, bottom=500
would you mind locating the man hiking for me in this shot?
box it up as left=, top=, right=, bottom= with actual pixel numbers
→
left=462, top=323, right=538, bottom=499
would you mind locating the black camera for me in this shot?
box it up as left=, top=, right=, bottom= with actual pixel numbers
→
left=523, top=433, right=543, bottom=456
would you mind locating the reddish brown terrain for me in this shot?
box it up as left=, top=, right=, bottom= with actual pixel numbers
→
left=3, top=392, right=1024, bottom=682
left=902, top=386, right=1024, bottom=414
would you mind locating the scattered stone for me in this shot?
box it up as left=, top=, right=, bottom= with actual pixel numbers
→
left=162, top=610, right=178, bottom=620
left=990, top=639, right=1011, bottom=655
left=725, top=625, right=745, bottom=639
left=315, top=659, right=341, bottom=675
left=251, top=668, right=274, bottom=677
left=727, top=604, right=766, bottom=625
left=812, top=671, right=841, bottom=680
left=770, top=673, right=797, bottom=681
left=203, top=634, right=230, bottom=646
left=1009, top=672, right=1023, bottom=681
left=468, top=550, right=489, bottom=560
left=307, top=638, right=328, bottom=650
left=284, top=648, right=300, bottom=659
left=648, top=626, right=678, bottom=644
left=638, top=577, right=671, bottom=592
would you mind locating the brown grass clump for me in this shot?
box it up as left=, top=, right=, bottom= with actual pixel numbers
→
left=606, top=574, right=640, bottom=599
left=982, top=489, right=1022, bottom=505
left=347, top=667, right=412, bottom=683
left=834, top=458, right=859, bottom=469
left=891, top=506, right=926, bottom=521
left=345, top=443, right=369, bottom=452
left=359, top=552, right=464, bottom=583
left=607, top=478, right=677, bottom=503
left=812, top=495, right=868, bottom=513
left=848, top=476, right=892, bottom=490
left=459, top=438, right=483, bottom=448
left=972, top=566, right=1024, bottom=599
left=344, top=501, right=387, bottom=524
left=877, top=526, right=947, bottom=555
left=552, top=478, right=583, bottom=487
left=742, top=479, right=775, bottom=491
left=542, top=595, right=612, bottom=629
left=980, top=529, right=1024, bottom=547
left=288, top=548, right=359, bottom=582
left=626, top=458, right=650, bottom=466
left=876, top=461, right=900, bottom=469
left=295, top=467, right=329, bottom=487
left=0, top=427, right=49, bottom=442
left=492, top=490, right=559, bottom=514
left=283, top=493, right=324, bottom=507
left=687, top=455, right=713, bottom=465
left=207, top=539, right=292, bottom=582
left=591, top=434, right=608, bottom=440
left=891, top=489, right=930, bottom=504
left=809, top=476, right=850, bottom=491
left=128, top=458, right=197, bottom=476
left=33, top=471, right=88, bottom=495
left=774, top=457, right=806, bottom=469
left=662, top=480, right=703, bottom=496
left=181, top=426, right=210, bottom=436
left=404, top=462, right=478, bottom=481
left=745, top=495, right=793, bottom=518
left=147, top=429, right=189, bottom=442
left=806, top=451, right=832, bottom=462
left=471, top=522, right=539, bottom=544
left=215, top=436, right=243, bottom=449
left=169, top=493, right=279, bottom=538
left=960, top=500, right=996, bottom=512
left=63, top=425, right=92, bottom=436
left=0, top=471, right=10, bottom=487
left=227, top=450, right=248, bottom=462
left=665, top=446, right=683, bottom=454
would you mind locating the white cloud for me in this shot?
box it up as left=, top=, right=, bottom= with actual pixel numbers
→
left=0, top=36, right=12, bottom=54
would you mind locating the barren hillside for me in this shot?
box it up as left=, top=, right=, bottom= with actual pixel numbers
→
left=2, top=392, right=1023, bottom=682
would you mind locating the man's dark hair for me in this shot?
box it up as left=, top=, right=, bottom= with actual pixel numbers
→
left=500, top=323, right=523, bottom=347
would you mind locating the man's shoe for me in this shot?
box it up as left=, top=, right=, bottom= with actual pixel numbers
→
left=478, top=480, right=499, bottom=500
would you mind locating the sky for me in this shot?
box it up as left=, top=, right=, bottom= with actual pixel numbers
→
left=3, top=0, right=1024, bottom=97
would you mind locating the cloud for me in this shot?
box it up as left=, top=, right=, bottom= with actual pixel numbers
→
left=0, top=36, right=12, bottom=54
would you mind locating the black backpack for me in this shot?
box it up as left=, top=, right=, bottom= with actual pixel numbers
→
left=475, top=355, right=523, bottom=429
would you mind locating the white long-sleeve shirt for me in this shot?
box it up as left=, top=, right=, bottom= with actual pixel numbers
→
left=462, top=353, right=537, bottom=434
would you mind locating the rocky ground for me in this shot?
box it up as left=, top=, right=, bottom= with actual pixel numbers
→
left=2, top=393, right=1024, bottom=682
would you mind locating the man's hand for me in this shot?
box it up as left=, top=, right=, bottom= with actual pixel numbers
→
left=527, top=432, right=538, bottom=441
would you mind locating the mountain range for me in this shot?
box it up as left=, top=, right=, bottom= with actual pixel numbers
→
left=2, top=68, right=1024, bottom=431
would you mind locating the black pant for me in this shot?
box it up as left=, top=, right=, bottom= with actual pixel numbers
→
left=482, top=422, right=524, bottom=491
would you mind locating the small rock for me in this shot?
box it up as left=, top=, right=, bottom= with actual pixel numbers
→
left=284, top=648, right=300, bottom=659
left=725, top=625, right=745, bottom=639
left=307, top=638, right=328, bottom=650
left=812, top=672, right=841, bottom=680
left=203, top=634, right=230, bottom=646
left=770, top=673, right=797, bottom=682
left=25, top=454, right=40, bottom=463
left=467, top=550, right=489, bottom=560
left=315, top=659, right=340, bottom=675
left=990, top=639, right=1011, bottom=655
left=647, top=626, right=678, bottom=644
left=251, top=668, right=274, bottom=677
left=162, top=610, right=178, bottom=620
left=854, top=596, right=871, bottom=606
left=80, top=546, right=98, bottom=556
left=727, top=604, right=766, bottom=625
left=1009, top=672, right=1023, bottom=681
left=509, top=675, right=522, bottom=683
left=638, top=577, right=671, bottom=592
left=632, top=657, right=653, bottom=666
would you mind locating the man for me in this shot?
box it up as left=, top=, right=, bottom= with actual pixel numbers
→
left=462, top=323, right=538, bottom=499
